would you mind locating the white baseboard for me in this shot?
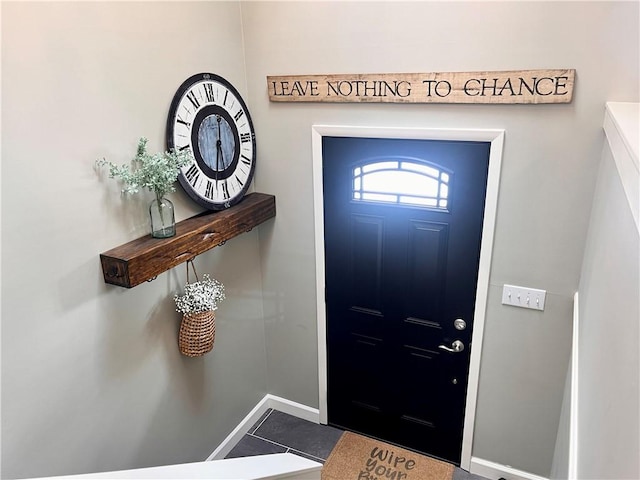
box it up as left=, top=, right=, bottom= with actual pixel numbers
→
left=470, top=457, right=549, bottom=480
left=265, top=394, right=320, bottom=424
left=206, top=395, right=320, bottom=461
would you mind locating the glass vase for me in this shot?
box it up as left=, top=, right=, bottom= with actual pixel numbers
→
left=149, top=196, right=176, bottom=238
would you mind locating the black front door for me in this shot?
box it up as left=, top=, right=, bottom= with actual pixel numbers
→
left=323, top=136, right=490, bottom=464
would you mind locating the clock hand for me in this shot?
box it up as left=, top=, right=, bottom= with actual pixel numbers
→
left=215, top=115, right=222, bottom=181
left=215, top=145, right=220, bottom=182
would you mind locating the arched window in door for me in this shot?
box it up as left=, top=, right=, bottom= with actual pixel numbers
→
left=352, top=158, right=451, bottom=209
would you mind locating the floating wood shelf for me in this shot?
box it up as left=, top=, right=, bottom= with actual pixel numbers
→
left=100, top=192, right=276, bottom=288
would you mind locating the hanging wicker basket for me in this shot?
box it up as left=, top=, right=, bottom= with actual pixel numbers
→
left=178, top=310, right=216, bottom=357
left=175, top=260, right=225, bottom=357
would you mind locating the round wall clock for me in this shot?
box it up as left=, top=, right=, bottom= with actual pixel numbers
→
left=166, top=73, right=256, bottom=210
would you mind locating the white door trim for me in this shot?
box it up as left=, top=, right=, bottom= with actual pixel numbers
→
left=312, top=125, right=504, bottom=470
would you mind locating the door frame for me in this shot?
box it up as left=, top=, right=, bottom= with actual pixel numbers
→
left=312, top=125, right=504, bottom=470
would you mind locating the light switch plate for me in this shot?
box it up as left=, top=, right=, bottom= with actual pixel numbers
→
left=502, top=284, right=546, bottom=311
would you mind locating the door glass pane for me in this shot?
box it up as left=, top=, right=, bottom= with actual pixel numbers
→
left=362, top=161, right=398, bottom=173
left=353, top=159, right=451, bottom=209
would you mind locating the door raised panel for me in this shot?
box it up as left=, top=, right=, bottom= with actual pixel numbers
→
left=405, top=220, right=449, bottom=324
left=350, top=214, right=384, bottom=314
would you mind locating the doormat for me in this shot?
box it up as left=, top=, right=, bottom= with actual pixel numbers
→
left=322, top=431, right=454, bottom=480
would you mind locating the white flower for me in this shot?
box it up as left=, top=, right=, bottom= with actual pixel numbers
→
left=174, top=274, right=226, bottom=314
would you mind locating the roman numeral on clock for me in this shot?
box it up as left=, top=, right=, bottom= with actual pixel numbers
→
left=185, top=163, right=199, bottom=186
left=205, top=180, right=214, bottom=200
left=203, top=83, right=215, bottom=103
left=234, top=110, right=244, bottom=121
left=221, top=181, right=230, bottom=200
left=186, top=91, right=200, bottom=109
left=241, top=154, right=252, bottom=166
left=240, top=132, right=252, bottom=143
left=177, top=117, right=191, bottom=128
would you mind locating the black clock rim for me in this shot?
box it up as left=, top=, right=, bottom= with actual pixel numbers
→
left=166, top=73, right=257, bottom=210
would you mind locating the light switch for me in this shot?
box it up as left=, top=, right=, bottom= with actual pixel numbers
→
left=502, top=284, right=546, bottom=311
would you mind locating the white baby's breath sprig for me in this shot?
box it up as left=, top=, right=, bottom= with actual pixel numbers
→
left=174, top=274, right=226, bottom=314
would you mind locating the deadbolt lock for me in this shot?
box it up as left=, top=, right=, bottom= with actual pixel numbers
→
left=454, top=318, right=466, bottom=330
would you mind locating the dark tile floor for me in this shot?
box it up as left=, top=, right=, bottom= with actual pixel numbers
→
left=225, top=409, right=488, bottom=480
left=226, top=409, right=343, bottom=463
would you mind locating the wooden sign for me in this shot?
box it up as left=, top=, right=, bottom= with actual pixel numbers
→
left=267, top=69, right=575, bottom=104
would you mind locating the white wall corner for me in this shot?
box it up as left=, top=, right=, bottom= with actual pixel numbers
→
left=603, top=102, right=640, bottom=234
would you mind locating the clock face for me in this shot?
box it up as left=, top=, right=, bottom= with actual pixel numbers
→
left=166, top=73, right=256, bottom=210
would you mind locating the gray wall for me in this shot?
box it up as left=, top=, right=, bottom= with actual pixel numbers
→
left=550, top=363, right=572, bottom=479
left=576, top=139, right=639, bottom=479
left=240, top=2, right=639, bottom=477
left=1, top=3, right=269, bottom=479
left=2, top=2, right=639, bottom=480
